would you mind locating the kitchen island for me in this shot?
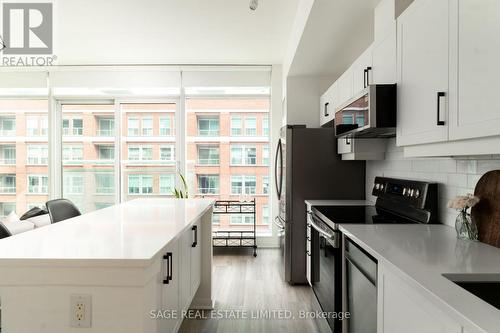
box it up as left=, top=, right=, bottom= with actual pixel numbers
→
left=0, top=198, right=214, bottom=333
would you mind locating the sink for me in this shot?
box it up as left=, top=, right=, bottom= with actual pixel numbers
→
left=444, top=274, right=500, bottom=311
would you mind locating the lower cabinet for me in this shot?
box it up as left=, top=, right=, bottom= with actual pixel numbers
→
left=190, top=220, right=202, bottom=297
left=159, top=240, right=180, bottom=333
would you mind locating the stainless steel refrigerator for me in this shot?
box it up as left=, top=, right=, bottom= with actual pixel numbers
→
left=274, top=125, right=366, bottom=284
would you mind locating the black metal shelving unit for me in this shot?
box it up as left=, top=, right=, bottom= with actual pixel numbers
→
left=212, top=199, right=257, bottom=257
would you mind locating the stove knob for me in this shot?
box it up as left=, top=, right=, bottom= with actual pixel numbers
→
left=402, top=188, right=407, bottom=196
left=375, top=183, right=380, bottom=190
left=414, top=189, right=420, bottom=198
left=409, top=189, right=415, bottom=197
left=380, top=184, right=384, bottom=191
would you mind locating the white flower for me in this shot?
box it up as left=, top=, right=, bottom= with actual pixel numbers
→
left=448, top=194, right=480, bottom=211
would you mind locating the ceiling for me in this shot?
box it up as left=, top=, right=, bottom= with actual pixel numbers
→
left=55, top=0, right=299, bottom=65
left=288, top=0, right=382, bottom=77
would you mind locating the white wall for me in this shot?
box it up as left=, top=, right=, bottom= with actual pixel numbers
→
left=366, top=139, right=500, bottom=227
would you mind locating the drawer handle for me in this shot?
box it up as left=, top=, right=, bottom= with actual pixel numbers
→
left=437, top=92, right=446, bottom=126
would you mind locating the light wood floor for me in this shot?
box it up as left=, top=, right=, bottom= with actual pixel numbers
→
left=179, top=249, right=331, bottom=333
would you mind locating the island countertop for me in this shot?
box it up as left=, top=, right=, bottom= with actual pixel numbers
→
left=340, top=224, right=500, bottom=333
left=0, top=198, right=214, bottom=267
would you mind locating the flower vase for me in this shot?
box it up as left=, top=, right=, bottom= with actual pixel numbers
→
left=455, top=211, right=478, bottom=241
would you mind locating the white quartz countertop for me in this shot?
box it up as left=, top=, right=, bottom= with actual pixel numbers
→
left=340, top=224, right=500, bottom=333
left=0, top=198, right=213, bottom=266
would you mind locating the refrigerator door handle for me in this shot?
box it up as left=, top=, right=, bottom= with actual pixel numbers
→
left=275, top=139, right=283, bottom=200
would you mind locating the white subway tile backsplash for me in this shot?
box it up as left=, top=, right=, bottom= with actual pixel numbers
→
left=366, top=141, right=497, bottom=226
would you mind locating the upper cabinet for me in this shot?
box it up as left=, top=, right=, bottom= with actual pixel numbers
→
left=320, top=81, right=337, bottom=126
left=449, top=0, right=500, bottom=141
left=396, top=0, right=449, bottom=146
left=351, top=46, right=373, bottom=95
left=371, top=25, right=397, bottom=85
left=338, top=70, right=354, bottom=106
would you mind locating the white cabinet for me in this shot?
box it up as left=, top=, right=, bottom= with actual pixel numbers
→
left=337, top=137, right=387, bottom=160
left=351, top=46, right=373, bottom=94
left=319, top=81, right=338, bottom=126
left=338, top=70, right=353, bottom=106
left=396, top=0, right=450, bottom=146
left=179, top=227, right=192, bottom=312
left=158, top=240, right=180, bottom=333
left=190, top=221, right=201, bottom=297
left=448, top=0, right=500, bottom=141
left=371, top=24, right=397, bottom=84
left=379, top=264, right=461, bottom=333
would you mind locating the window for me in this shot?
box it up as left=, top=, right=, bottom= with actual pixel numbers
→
left=160, top=174, right=175, bottom=194
left=27, top=175, right=48, bottom=194
left=263, top=176, right=269, bottom=194
left=263, top=117, right=269, bottom=136
left=0, top=145, right=16, bottom=165
left=160, top=117, right=171, bottom=136
left=98, top=118, right=114, bottom=136
left=63, top=145, right=83, bottom=163
left=95, top=173, right=114, bottom=194
left=0, top=202, right=16, bottom=218
left=342, top=115, right=354, bottom=124
left=230, top=145, right=256, bottom=165
left=231, top=116, right=242, bottom=136
left=98, top=145, right=115, bottom=161
left=0, top=116, right=15, bottom=136
left=128, top=146, right=153, bottom=161
left=245, top=117, right=257, bottom=136
left=27, top=145, right=48, bottom=165
left=197, top=175, right=219, bottom=194
left=231, top=175, right=256, bottom=195
left=197, top=145, right=219, bottom=165
left=160, top=145, right=175, bottom=162
left=62, top=119, right=70, bottom=135
left=72, top=118, right=83, bottom=135
left=262, top=145, right=269, bottom=165
left=128, top=117, right=139, bottom=136
left=356, top=115, right=365, bottom=127
left=26, top=115, right=47, bottom=136
left=0, top=174, right=16, bottom=194
left=128, top=175, right=153, bottom=194
left=141, top=117, right=153, bottom=136
left=230, top=214, right=254, bottom=224
left=262, top=206, right=269, bottom=225
left=198, top=116, right=219, bottom=136
left=63, top=174, right=84, bottom=195
left=212, top=214, right=220, bottom=225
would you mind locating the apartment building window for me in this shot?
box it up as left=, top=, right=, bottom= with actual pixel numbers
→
left=197, top=175, right=219, bottom=194
left=63, top=145, right=83, bottom=163
left=262, top=145, right=270, bottom=165
left=160, top=117, right=171, bottom=136
left=160, top=145, right=175, bottom=162
left=62, top=117, right=83, bottom=136
left=0, top=202, right=16, bottom=218
left=262, top=206, right=269, bottom=224
left=0, top=174, right=16, bottom=194
left=128, top=175, right=153, bottom=194
left=63, top=174, right=84, bottom=195
left=230, top=145, right=256, bottom=165
left=98, top=145, right=115, bottom=161
left=245, top=117, right=257, bottom=136
left=342, top=114, right=354, bottom=124
left=160, top=174, right=175, bottom=194
left=95, top=173, right=114, bottom=194
left=212, top=214, right=220, bottom=225
left=27, top=145, right=48, bottom=165
left=197, top=145, right=219, bottom=165
left=72, top=118, right=83, bottom=135
left=128, top=146, right=153, bottom=161
left=0, top=145, right=16, bottom=165
left=263, top=176, right=269, bottom=194
left=98, top=118, right=114, bottom=136
left=231, top=116, right=242, bottom=136
left=198, top=116, right=219, bottom=136
left=263, top=117, right=269, bottom=136
left=128, top=117, right=140, bottom=136
left=27, top=175, right=48, bottom=194
left=26, top=115, right=47, bottom=136
left=0, top=116, right=15, bottom=136
left=231, top=175, right=256, bottom=195
left=142, top=117, right=153, bottom=136
left=230, top=214, right=254, bottom=224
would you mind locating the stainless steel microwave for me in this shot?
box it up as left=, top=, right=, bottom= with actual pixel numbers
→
left=334, top=84, right=397, bottom=138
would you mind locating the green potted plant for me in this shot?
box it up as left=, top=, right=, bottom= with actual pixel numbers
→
left=172, top=171, right=189, bottom=198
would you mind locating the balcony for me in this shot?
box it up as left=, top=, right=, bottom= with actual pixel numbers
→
left=97, top=129, right=115, bottom=136
left=0, top=186, right=16, bottom=194
left=0, top=158, right=16, bottom=165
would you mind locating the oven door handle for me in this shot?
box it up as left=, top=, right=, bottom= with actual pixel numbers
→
left=308, top=212, right=335, bottom=239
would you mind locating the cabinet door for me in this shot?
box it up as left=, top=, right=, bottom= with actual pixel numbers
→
left=190, top=221, right=201, bottom=297
left=449, top=0, right=500, bottom=140
left=320, top=82, right=338, bottom=126
left=338, top=70, right=353, bottom=107
left=159, top=241, right=179, bottom=333
left=381, top=268, right=461, bottom=333
left=396, top=0, right=449, bottom=146
left=372, top=24, right=397, bottom=84
left=352, top=46, right=373, bottom=94
left=179, top=227, right=192, bottom=312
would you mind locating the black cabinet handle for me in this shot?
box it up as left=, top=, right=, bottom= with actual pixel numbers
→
left=437, top=92, right=446, bottom=126
left=167, top=252, right=173, bottom=281
left=366, top=67, right=372, bottom=87
left=192, top=225, right=198, bottom=247
left=324, top=102, right=329, bottom=117
left=162, top=253, right=170, bottom=284
left=345, top=137, right=351, bottom=145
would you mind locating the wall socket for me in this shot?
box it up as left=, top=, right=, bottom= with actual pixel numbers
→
left=70, top=294, right=92, bottom=328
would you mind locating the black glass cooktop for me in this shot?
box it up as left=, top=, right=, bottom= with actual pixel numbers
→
left=313, top=205, right=418, bottom=225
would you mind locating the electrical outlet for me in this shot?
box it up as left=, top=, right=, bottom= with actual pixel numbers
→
left=70, top=294, right=91, bottom=328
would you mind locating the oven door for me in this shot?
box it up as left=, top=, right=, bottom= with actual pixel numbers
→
left=309, top=213, right=342, bottom=332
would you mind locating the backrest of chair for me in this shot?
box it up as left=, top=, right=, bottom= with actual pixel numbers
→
left=0, top=222, right=12, bottom=239
left=46, top=199, right=82, bottom=223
